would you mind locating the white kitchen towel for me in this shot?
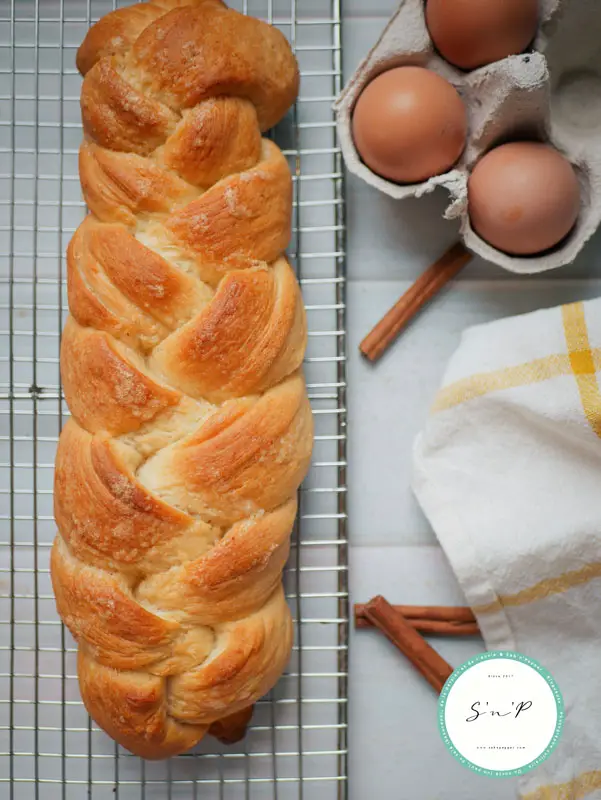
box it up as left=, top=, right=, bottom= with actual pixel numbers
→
left=413, top=298, right=601, bottom=800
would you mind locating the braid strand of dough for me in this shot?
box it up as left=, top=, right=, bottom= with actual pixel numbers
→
left=50, top=0, right=312, bottom=760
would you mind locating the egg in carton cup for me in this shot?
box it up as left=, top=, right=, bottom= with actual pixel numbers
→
left=335, top=0, right=601, bottom=274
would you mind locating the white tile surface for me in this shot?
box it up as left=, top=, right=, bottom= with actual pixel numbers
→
left=343, top=16, right=390, bottom=81
left=343, top=1, right=399, bottom=19
left=343, top=3, right=601, bottom=798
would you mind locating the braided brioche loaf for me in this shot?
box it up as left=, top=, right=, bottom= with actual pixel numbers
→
left=50, top=0, right=313, bottom=759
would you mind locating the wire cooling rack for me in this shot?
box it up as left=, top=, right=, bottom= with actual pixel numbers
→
left=0, top=0, right=348, bottom=796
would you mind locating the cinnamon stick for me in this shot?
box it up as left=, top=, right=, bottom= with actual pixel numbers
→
left=356, top=617, right=479, bottom=636
left=363, top=596, right=454, bottom=693
left=355, top=603, right=476, bottom=629
left=360, top=242, right=472, bottom=362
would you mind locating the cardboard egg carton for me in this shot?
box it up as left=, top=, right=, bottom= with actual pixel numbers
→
left=335, top=0, right=601, bottom=273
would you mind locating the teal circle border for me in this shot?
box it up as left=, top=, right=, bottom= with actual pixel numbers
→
left=438, top=651, right=564, bottom=778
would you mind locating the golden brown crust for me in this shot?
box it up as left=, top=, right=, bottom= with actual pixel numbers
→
left=51, top=536, right=187, bottom=672
left=137, top=374, right=312, bottom=525
left=165, top=140, right=293, bottom=281
left=163, top=98, right=262, bottom=188
left=167, top=588, right=293, bottom=723
left=135, top=500, right=296, bottom=624
left=67, top=221, right=170, bottom=352
left=79, top=141, right=197, bottom=225
left=78, top=647, right=209, bottom=760
left=81, top=58, right=179, bottom=155
left=130, top=2, right=299, bottom=129
left=52, top=0, right=308, bottom=760
left=60, top=317, right=181, bottom=436
left=54, top=421, right=203, bottom=572
left=149, top=258, right=306, bottom=402
left=75, top=3, right=165, bottom=76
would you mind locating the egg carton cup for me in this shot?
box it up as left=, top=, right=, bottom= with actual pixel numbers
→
left=335, top=0, right=601, bottom=274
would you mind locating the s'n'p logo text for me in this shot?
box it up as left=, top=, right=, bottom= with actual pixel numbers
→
left=439, top=651, right=564, bottom=778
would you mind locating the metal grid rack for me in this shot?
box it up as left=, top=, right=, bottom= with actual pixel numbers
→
left=0, top=0, right=348, bottom=796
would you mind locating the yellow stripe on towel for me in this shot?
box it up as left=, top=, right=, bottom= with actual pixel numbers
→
left=473, top=562, right=601, bottom=615
left=523, top=769, right=601, bottom=800
left=432, top=354, right=573, bottom=413
left=562, top=302, right=601, bottom=439
left=431, top=302, right=601, bottom=415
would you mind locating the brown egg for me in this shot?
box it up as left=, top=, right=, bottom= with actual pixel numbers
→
left=352, top=66, right=467, bottom=184
left=468, top=142, right=580, bottom=256
left=426, top=0, right=539, bottom=70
